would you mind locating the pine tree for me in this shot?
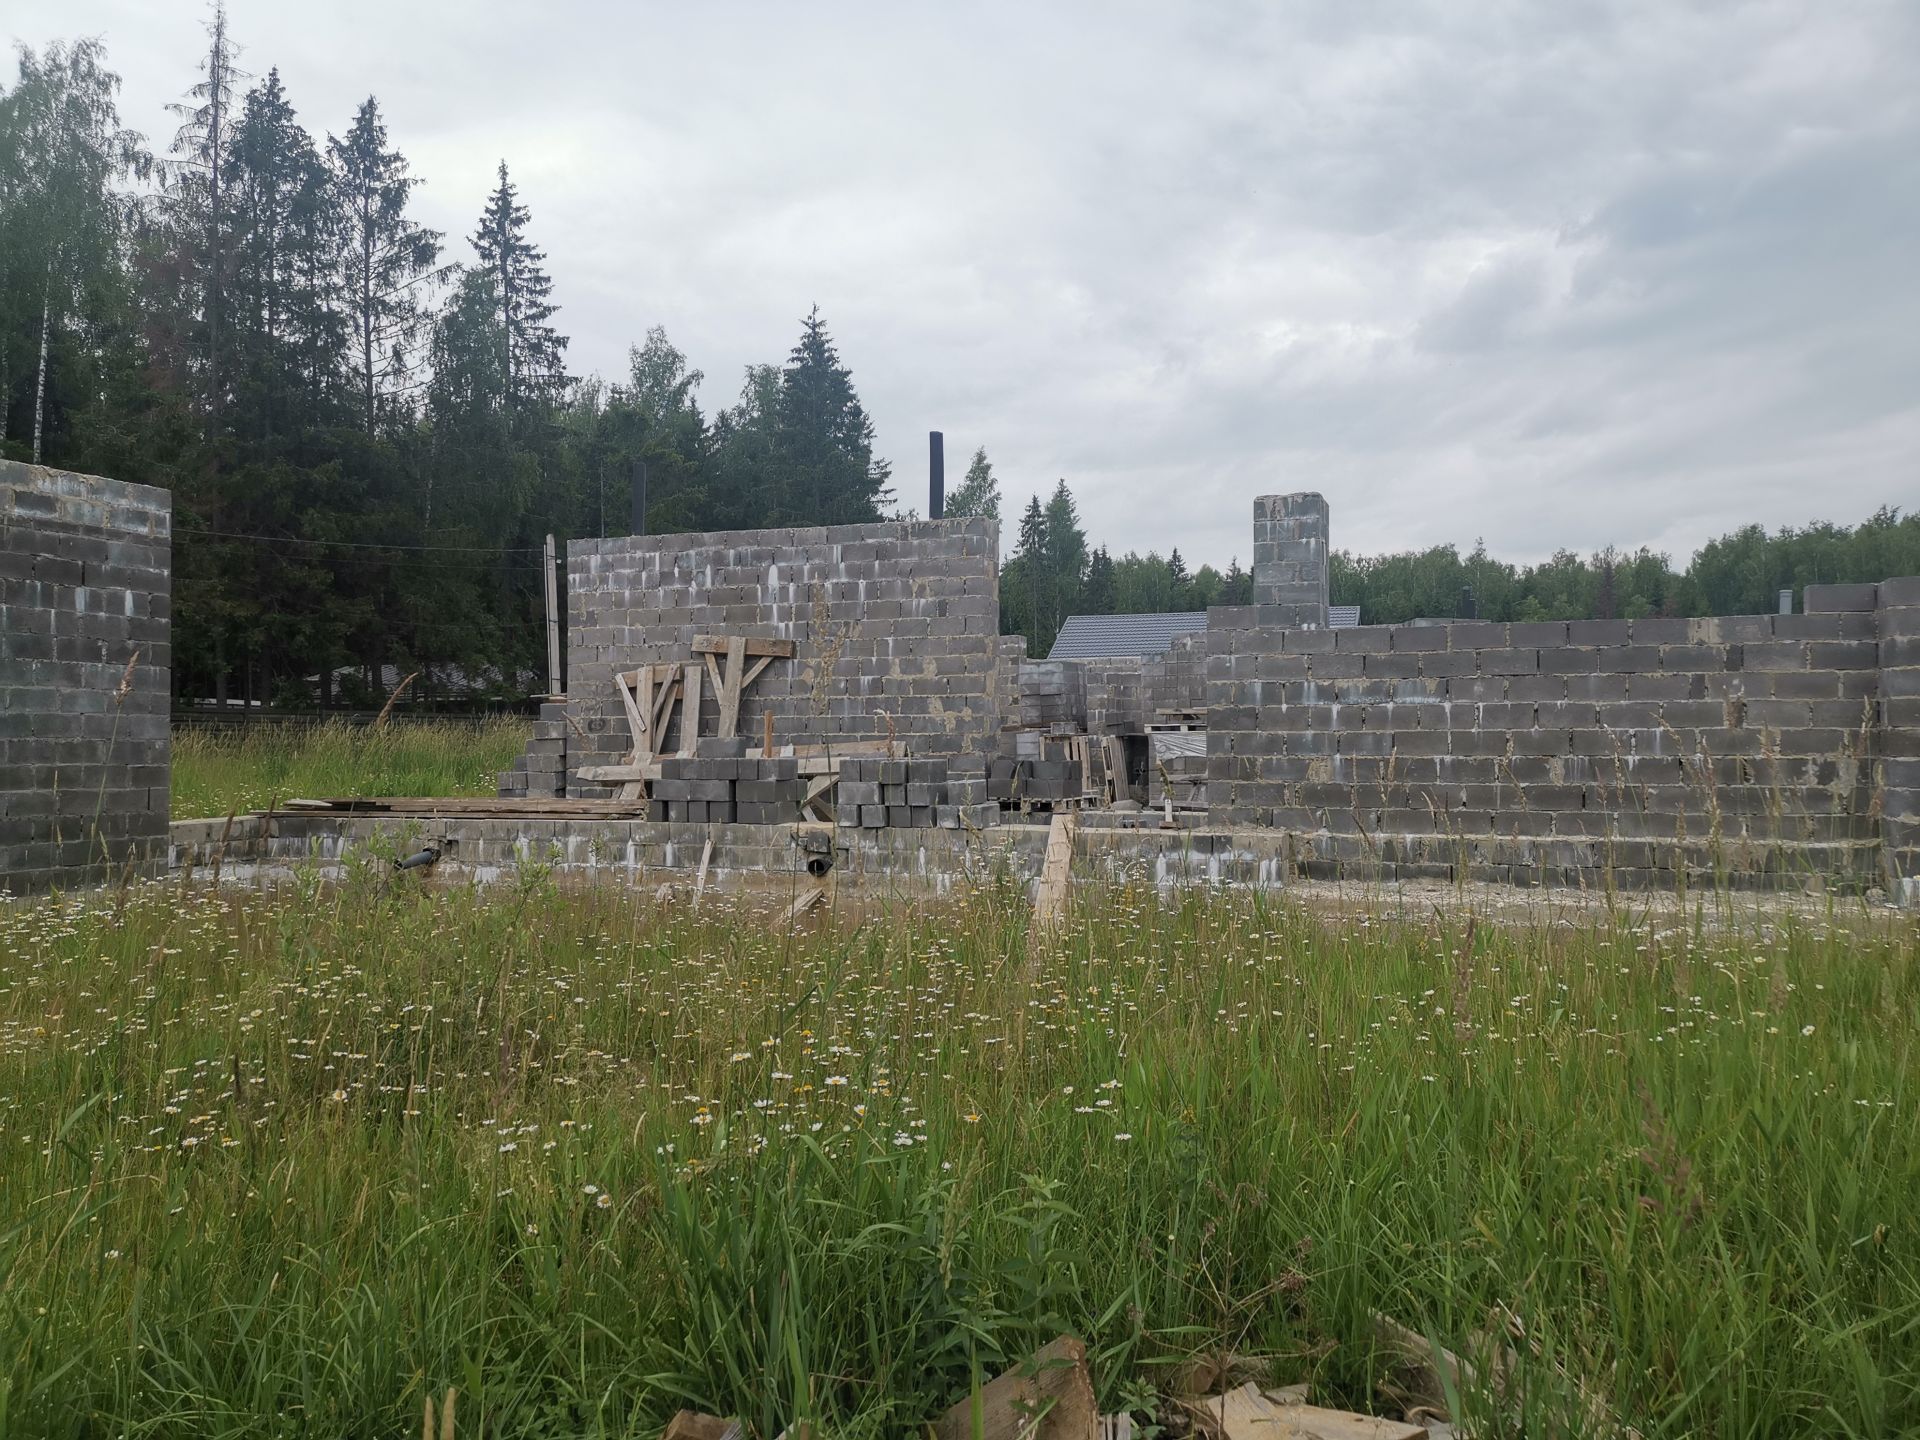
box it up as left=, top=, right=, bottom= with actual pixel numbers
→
left=945, top=445, right=1000, bottom=520
left=329, top=97, right=440, bottom=433
left=772, top=307, right=891, bottom=524
left=165, top=1, right=244, bottom=432
left=469, top=160, right=565, bottom=410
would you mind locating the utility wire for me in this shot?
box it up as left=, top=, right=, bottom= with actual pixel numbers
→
left=174, top=525, right=548, bottom=554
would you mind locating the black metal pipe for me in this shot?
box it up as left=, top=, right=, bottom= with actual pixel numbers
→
left=928, top=431, right=945, bottom=519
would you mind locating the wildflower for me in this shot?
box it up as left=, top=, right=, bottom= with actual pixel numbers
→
left=963, top=1112, right=981, bottom=1124
left=596, top=1192, right=612, bottom=1209
left=1114, top=1132, right=1133, bottom=1142
left=1801, top=1025, right=1816, bottom=1037
left=824, top=1075, right=848, bottom=1087
left=329, top=1089, right=347, bottom=1103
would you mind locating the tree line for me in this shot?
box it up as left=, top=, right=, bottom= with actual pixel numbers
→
left=6, top=17, right=1914, bottom=696
left=2, top=16, right=890, bottom=706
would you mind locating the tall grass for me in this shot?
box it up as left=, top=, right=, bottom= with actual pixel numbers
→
left=170, top=718, right=532, bottom=819
left=0, top=872, right=1914, bottom=1437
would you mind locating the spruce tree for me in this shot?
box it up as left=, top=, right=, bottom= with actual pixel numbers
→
left=469, top=160, right=565, bottom=410
left=1042, top=478, right=1088, bottom=632
left=228, top=69, right=340, bottom=440
left=774, top=306, right=891, bottom=524
left=945, top=445, right=1000, bottom=520
left=1083, top=545, right=1117, bottom=614
left=165, top=1, right=243, bottom=431
left=329, top=97, right=440, bottom=433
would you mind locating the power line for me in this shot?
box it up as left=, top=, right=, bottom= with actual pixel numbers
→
left=174, top=526, right=547, bottom=555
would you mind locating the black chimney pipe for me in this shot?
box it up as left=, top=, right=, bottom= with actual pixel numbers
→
left=928, top=431, right=945, bottom=519
left=630, top=459, right=648, bottom=536
left=1459, top=585, right=1477, bottom=620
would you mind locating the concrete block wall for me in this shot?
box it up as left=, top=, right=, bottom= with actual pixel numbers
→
left=1868, top=579, right=1920, bottom=899
left=1205, top=603, right=1894, bottom=889
left=1, top=460, right=170, bottom=894
left=563, top=518, right=1000, bottom=790
left=1252, top=492, right=1329, bottom=626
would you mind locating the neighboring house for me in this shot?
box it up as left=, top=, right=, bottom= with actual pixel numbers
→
left=1048, top=612, right=1208, bottom=661
left=1048, top=605, right=1359, bottom=661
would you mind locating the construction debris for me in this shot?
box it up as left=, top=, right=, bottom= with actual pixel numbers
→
left=1186, top=1382, right=1423, bottom=1440
left=931, top=1334, right=1098, bottom=1440
left=659, top=1413, right=738, bottom=1440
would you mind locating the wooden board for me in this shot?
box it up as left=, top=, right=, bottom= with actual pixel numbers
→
left=1033, top=813, right=1079, bottom=928
left=272, top=797, right=651, bottom=818
left=932, top=1335, right=1097, bottom=1440
left=1200, top=1384, right=1421, bottom=1440
left=691, top=635, right=795, bottom=657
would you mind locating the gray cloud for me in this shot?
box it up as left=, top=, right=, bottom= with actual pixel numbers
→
left=13, top=0, right=1918, bottom=566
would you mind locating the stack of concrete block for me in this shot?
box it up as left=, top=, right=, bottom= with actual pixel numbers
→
left=940, top=754, right=998, bottom=829
left=498, top=702, right=568, bottom=798
left=1016, top=660, right=1086, bottom=730
left=650, top=751, right=805, bottom=825
left=836, top=756, right=957, bottom=828
left=1084, top=657, right=1145, bottom=734
left=1144, top=631, right=1207, bottom=716
left=2, top=461, right=171, bottom=894
left=987, top=757, right=1083, bottom=806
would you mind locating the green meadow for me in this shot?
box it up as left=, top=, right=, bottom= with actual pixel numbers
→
left=170, top=718, right=532, bottom=819
left=0, top=870, right=1914, bottom=1437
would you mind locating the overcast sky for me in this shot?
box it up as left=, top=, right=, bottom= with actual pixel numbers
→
left=13, top=1, right=1918, bottom=568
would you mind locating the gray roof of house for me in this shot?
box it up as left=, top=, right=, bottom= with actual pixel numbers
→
left=1048, top=611, right=1208, bottom=660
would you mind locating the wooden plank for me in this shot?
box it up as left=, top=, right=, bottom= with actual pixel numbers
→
left=693, top=838, right=714, bottom=901
left=661, top=1414, right=740, bottom=1440
left=702, top=649, right=725, bottom=699
left=1196, top=1384, right=1422, bottom=1440
left=762, top=710, right=774, bottom=756
left=781, top=886, right=826, bottom=922
left=933, top=1335, right=1097, bottom=1440
left=742, top=653, right=777, bottom=690
left=691, top=635, right=795, bottom=657
left=1033, top=813, right=1079, bottom=929
left=615, top=671, right=647, bottom=760
left=575, top=763, right=664, bottom=783
left=680, top=661, right=703, bottom=757
left=716, top=634, right=748, bottom=738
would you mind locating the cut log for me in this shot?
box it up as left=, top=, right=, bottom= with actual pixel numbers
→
left=932, top=1335, right=1097, bottom=1440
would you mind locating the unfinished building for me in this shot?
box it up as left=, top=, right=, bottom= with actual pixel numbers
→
left=11, top=456, right=1914, bottom=905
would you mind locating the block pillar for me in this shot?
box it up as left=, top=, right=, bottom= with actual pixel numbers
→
left=1877, top=577, right=1920, bottom=903
left=1252, top=492, right=1329, bottom=628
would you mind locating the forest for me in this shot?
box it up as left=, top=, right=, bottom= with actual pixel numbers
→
left=5, top=13, right=1916, bottom=700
